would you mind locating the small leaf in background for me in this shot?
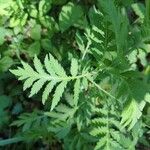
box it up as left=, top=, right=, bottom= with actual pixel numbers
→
left=0, top=27, right=6, bottom=45
left=0, top=95, right=12, bottom=128
left=128, top=79, right=149, bottom=101
left=137, top=49, right=147, bottom=66
left=0, top=110, right=9, bottom=128
left=30, top=24, right=41, bottom=41
left=12, top=103, right=23, bottom=115
left=132, top=3, right=145, bottom=22
left=0, top=56, right=13, bottom=72
left=0, top=95, right=11, bottom=110
left=0, top=0, right=13, bottom=15
left=59, top=2, right=84, bottom=32
left=20, top=13, right=28, bottom=26
left=9, top=14, right=21, bottom=27
left=39, top=0, right=52, bottom=15
left=39, top=16, right=59, bottom=34
left=28, top=5, right=38, bottom=18
left=75, top=32, right=85, bottom=53
left=144, top=93, right=150, bottom=103
left=41, top=39, right=53, bottom=52
left=27, top=41, right=41, bottom=57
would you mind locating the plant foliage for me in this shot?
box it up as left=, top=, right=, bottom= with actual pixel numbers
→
left=0, top=0, right=150, bottom=149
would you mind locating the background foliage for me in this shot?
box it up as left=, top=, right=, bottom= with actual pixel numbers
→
left=0, top=0, right=150, bottom=149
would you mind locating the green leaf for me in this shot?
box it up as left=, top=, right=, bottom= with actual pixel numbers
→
left=27, top=41, right=41, bottom=57
left=51, top=81, right=68, bottom=111
left=9, top=12, right=28, bottom=27
left=0, top=0, right=13, bottom=15
left=70, top=58, right=78, bottom=77
left=0, top=95, right=11, bottom=110
left=10, top=54, right=86, bottom=110
left=41, top=39, right=53, bottom=52
left=42, top=81, right=57, bottom=104
left=0, top=27, right=6, bottom=45
left=44, top=55, right=56, bottom=76
left=99, top=0, right=129, bottom=52
left=73, top=79, right=80, bottom=106
left=49, top=54, right=67, bottom=77
left=33, top=55, right=45, bottom=74
left=30, top=24, right=41, bottom=40
left=20, top=13, right=28, bottom=26
left=29, top=79, right=47, bottom=97
left=28, top=5, right=38, bottom=18
left=132, top=3, right=145, bottom=21
left=0, top=56, right=13, bottom=72
left=145, top=93, right=150, bottom=103
left=39, top=0, right=52, bottom=15
left=11, top=112, right=45, bottom=132
left=39, top=16, right=58, bottom=33
left=9, top=16, right=20, bottom=27
left=121, top=99, right=146, bottom=130
left=128, top=79, right=149, bottom=101
left=0, top=95, right=11, bottom=128
left=75, top=32, right=85, bottom=53
left=91, top=105, right=134, bottom=150
left=23, top=77, right=38, bottom=91
left=59, top=2, right=84, bottom=32
left=0, top=110, right=9, bottom=128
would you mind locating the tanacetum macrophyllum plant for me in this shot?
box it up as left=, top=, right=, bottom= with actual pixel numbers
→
left=0, top=0, right=150, bottom=149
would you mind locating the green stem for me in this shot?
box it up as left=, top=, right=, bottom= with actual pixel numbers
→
left=82, top=40, right=91, bottom=60
left=0, top=137, right=25, bottom=146
left=86, top=77, right=116, bottom=100
left=38, top=72, right=94, bottom=81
